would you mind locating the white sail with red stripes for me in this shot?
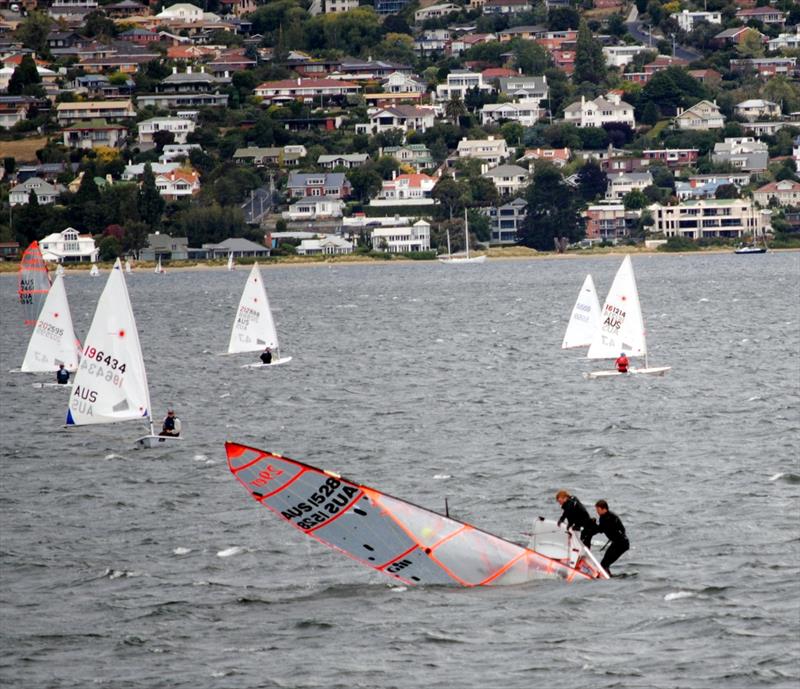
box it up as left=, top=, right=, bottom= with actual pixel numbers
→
left=18, top=241, right=51, bottom=327
left=226, top=442, right=608, bottom=586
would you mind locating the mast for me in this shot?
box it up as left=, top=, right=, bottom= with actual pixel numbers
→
left=464, top=208, right=469, bottom=259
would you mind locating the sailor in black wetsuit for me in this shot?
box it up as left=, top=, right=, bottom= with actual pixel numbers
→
left=591, top=499, right=629, bottom=575
left=260, top=347, right=272, bottom=365
left=56, top=364, right=70, bottom=385
left=555, top=490, right=595, bottom=546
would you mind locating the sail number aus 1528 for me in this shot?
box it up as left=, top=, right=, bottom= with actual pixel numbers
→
left=281, top=478, right=359, bottom=531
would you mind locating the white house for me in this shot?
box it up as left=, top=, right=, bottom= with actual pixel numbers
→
left=734, top=99, right=781, bottom=122
left=122, top=162, right=182, bottom=181
left=456, top=136, right=510, bottom=173
left=712, top=138, right=769, bottom=172
left=483, top=164, right=529, bottom=196
left=435, top=70, right=492, bottom=102
left=39, top=227, right=98, bottom=263
left=753, top=179, right=800, bottom=207
left=154, top=169, right=201, bottom=200
left=606, top=171, right=653, bottom=200
left=415, top=3, right=459, bottom=22
left=297, top=235, right=353, bottom=255
left=481, top=101, right=543, bottom=127
left=372, top=173, right=437, bottom=205
left=564, top=92, right=635, bottom=128
left=156, top=2, right=220, bottom=21
left=283, top=196, right=345, bottom=221
left=160, top=143, right=203, bottom=162
left=382, top=72, right=426, bottom=94
left=137, top=116, right=196, bottom=145
left=370, top=220, right=431, bottom=252
left=497, top=75, right=548, bottom=104
left=317, top=154, right=370, bottom=169
left=602, top=45, right=650, bottom=69
left=768, top=30, right=800, bottom=52
left=673, top=100, right=725, bottom=130
left=9, top=177, right=65, bottom=206
left=648, top=199, right=771, bottom=240
left=673, top=10, right=722, bottom=32
left=356, top=106, right=436, bottom=134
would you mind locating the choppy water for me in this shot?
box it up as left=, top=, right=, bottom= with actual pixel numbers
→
left=1, top=253, right=798, bottom=689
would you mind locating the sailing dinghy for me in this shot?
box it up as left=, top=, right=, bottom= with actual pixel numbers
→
left=228, top=263, right=291, bottom=367
left=154, top=257, right=165, bottom=274
left=227, top=252, right=234, bottom=271
left=585, top=256, right=670, bottom=379
left=89, top=263, right=100, bottom=277
left=227, top=442, right=608, bottom=586
left=439, top=210, right=487, bottom=264
left=125, top=258, right=132, bottom=274
left=14, top=273, right=81, bottom=386
left=562, top=274, right=600, bottom=349
left=18, top=241, right=51, bottom=327
left=66, top=258, right=180, bottom=449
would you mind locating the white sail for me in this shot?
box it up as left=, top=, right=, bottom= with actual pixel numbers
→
left=125, top=259, right=132, bottom=274
left=89, top=263, right=99, bottom=277
left=154, top=257, right=164, bottom=274
left=439, top=211, right=486, bottom=264
left=228, top=263, right=280, bottom=354
left=56, top=264, right=65, bottom=277
left=66, top=259, right=151, bottom=427
left=227, top=253, right=234, bottom=271
left=21, top=273, right=81, bottom=373
left=562, top=274, right=600, bottom=349
left=587, top=256, right=646, bottom=360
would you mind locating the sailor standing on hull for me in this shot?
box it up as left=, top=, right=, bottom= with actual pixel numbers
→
left=585, top=499, right=629, bottom=576
left=555, top=490, right=595, bottom=546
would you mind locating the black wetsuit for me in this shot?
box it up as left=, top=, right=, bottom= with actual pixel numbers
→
left=594, top=510, right=629, bottom=574
left=56, top=368, right=70, bottom=384
left=161, top=416, right=177, bottom=436
left=558, top=496, right=595, bottom=546
left=260, top=350, right=272, bottom=365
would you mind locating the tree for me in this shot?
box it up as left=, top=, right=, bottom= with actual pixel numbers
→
left=548, top=7, right=580, bottom=31
left=445, top=95, right=467, bottom=124
left=98, top=236, right=121, bottom=261
left=623, top=189, right=649, bottom=209
left=577, top=160, right=607, bottom=201
left=715, top=183, right=739, bottom=199
left=736, top=28, right=765, bottom=58
left=123, top=221, right=149, bottom=258
left=152, top=130, right=175, bottom=153
left=7, top=54, right=42, bottom=97
left=512, top=40, right=550, bottom=75
left=84, top=10, right=116, bottom=38
left=374, top=33, right=416, bottom=65
left=137, top=163, right=165, bottom=229
left=14, top=11, right=52, bottom=55
left=347, top=166, right=382, bottom=203
left=574, top=20, right=606, bottom=86
left=432, top=176, right=462, bottom=219
left=518, top=164, right=584, bottom=250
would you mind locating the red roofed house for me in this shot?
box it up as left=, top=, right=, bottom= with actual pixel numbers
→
left=753, top=179, right=800, bottom=207
left=254, top=78, right=360, bottom=104
left=155, top=169, right=201, bottom=200
left=520, top=147, right=571, bottom=168
left=374, top=172, right=437, bottom=204
left=736, top=6, right=786, bottom=26
left=481, top=67, right=518, bottom=81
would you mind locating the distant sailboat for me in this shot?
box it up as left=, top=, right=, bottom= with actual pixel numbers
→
left=19, top=272, right=81, bottom=373
left=125, top=258, right=132, bottom=274
left=439, top=210, right=487, bottom=264
left=66, top=259, right=180, bottom=448
left=229, top=263, right=291, bottom=367
left=562, top=274, right=600, bottom=350
left=585, top=256, right=670, bottom=379
left=154, top=256, right=165, bottom=274
left=89, top=263, right=100, bottom=277
left=227, top=252, right=235, bottom=271
left=18, top=241, right=51, bottom=326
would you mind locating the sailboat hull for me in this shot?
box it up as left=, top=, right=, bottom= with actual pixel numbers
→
left=135, top=434, right=183, bottom=449
left=438, top=255, right=487, bottom=264
left=241, top=357, right=293, bottom=368
left=585, top=366, right=671, bottom=379
left=32, top=382, right=73, bottom=389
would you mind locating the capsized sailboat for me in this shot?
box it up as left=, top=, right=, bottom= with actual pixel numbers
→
left=228, top=263, right=291, bottom=367
left=585, top=255, right=670, bottom=378
left=562, top=274, right=600, bottom=349
left=438, top=210, right=487, bottom=264
left=66, top=259, right=180, bottom=448
left=15, top=273, right=81, bottom=381
left=18, top=241, right=51, bottom=327
left=226, top=442, right=608, bottom=586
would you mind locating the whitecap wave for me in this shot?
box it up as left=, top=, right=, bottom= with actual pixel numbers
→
left=217, top=546, right=245, bottom=558
left=664, top=591, right=694, bottom=601
left=173, top=547, right=192, bottom=555
left=433, top=474, right=451, bottom=480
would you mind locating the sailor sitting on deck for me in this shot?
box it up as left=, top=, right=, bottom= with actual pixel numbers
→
left=160, top=409, right=181, bottom=437
left=260, top=347, right=272, bottom=365
left=56, top=363, right=70, bottom=385
left=555, top=490, right=596, bottom=547
left=615, top=352, right=629, bottom=373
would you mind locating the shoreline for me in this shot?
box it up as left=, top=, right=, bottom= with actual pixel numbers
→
left=1, top=246, right=797, bottom=274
